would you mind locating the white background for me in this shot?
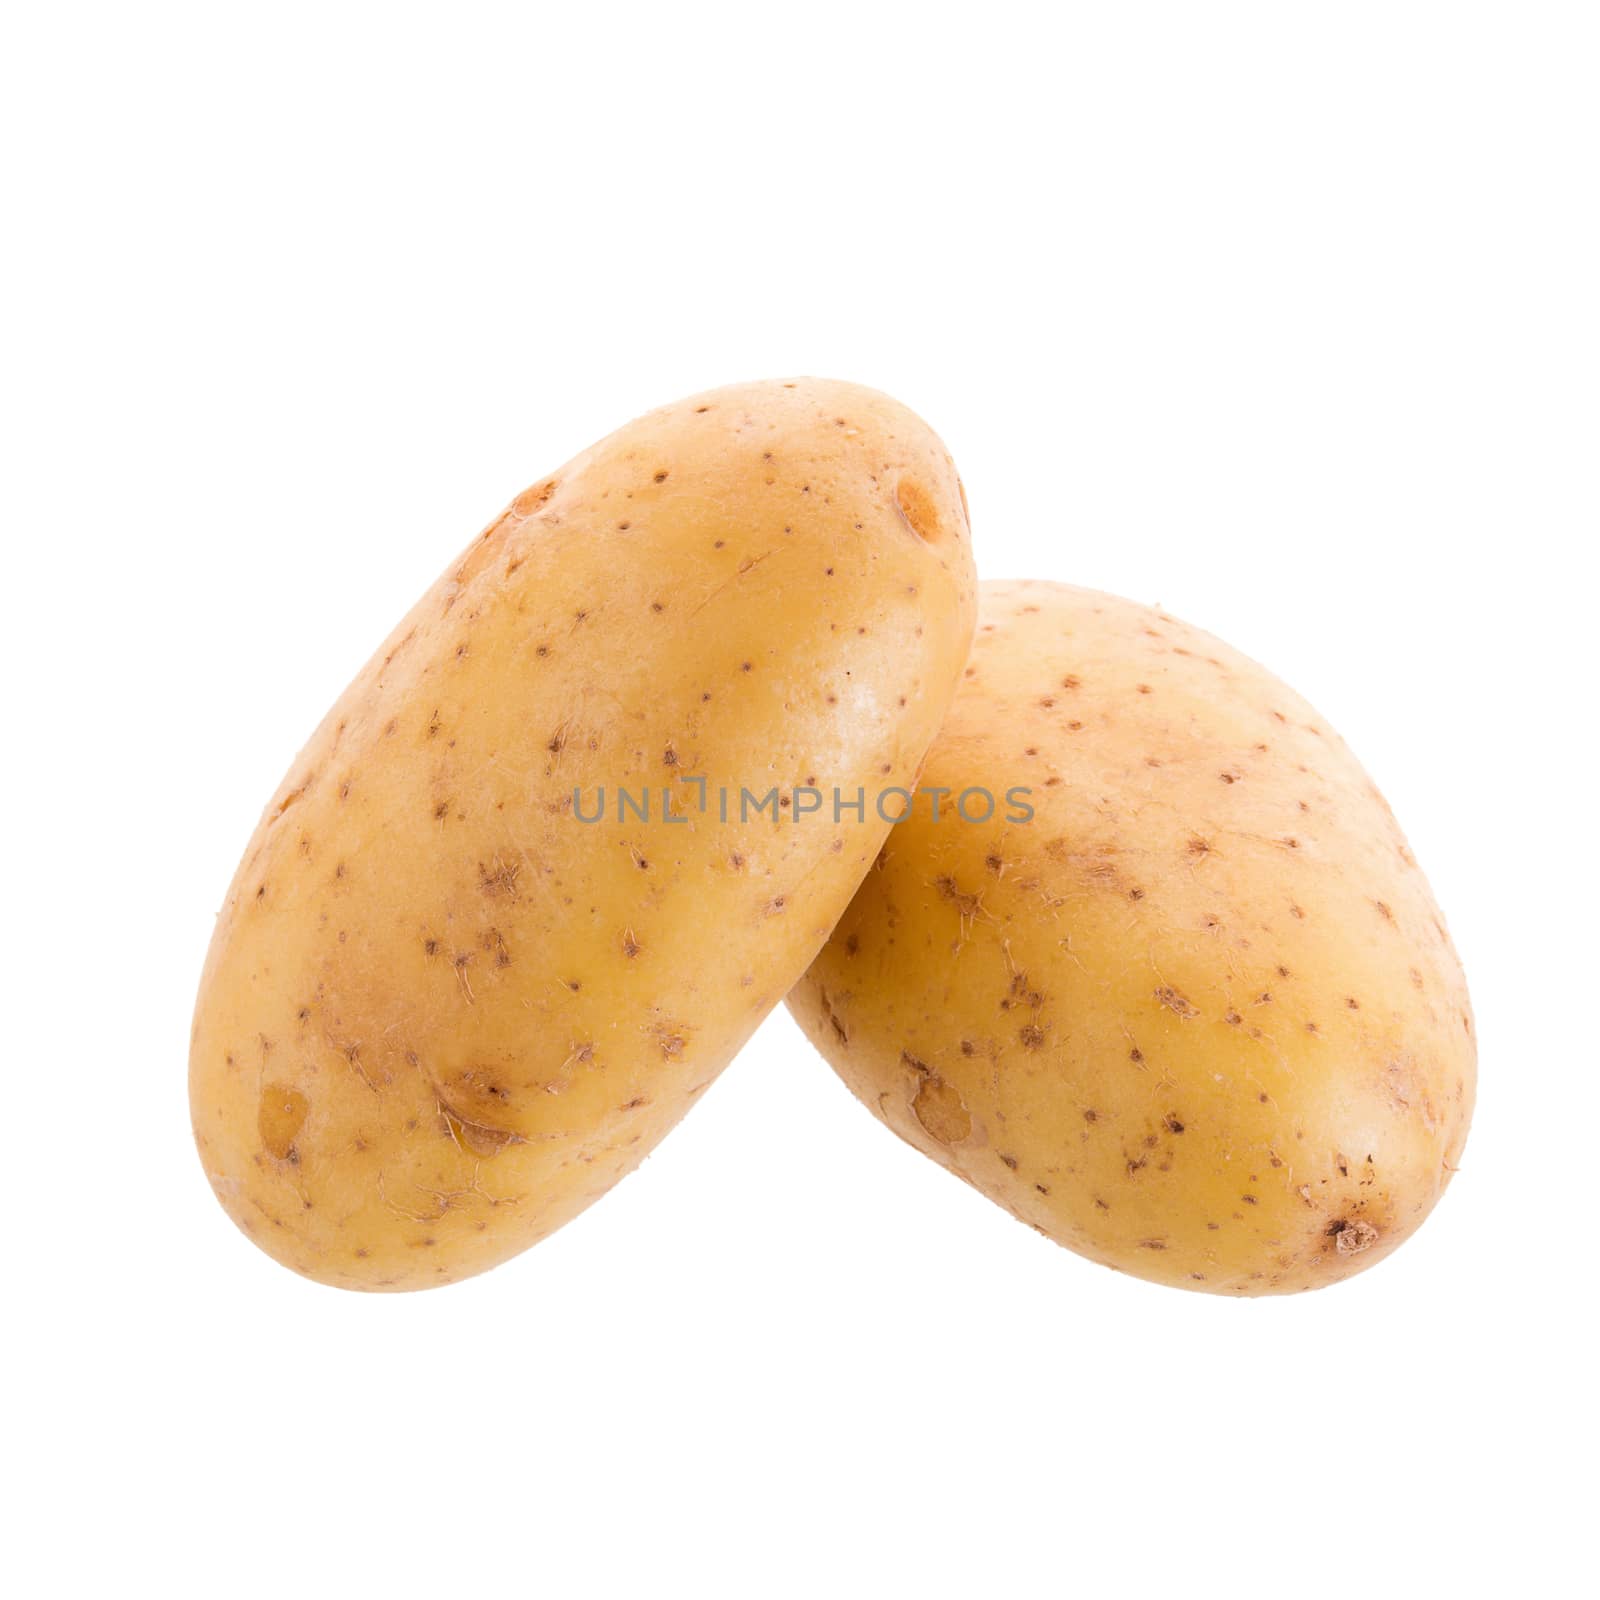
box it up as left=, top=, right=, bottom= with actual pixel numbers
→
left=4, top=4, right=1596, bottom=1595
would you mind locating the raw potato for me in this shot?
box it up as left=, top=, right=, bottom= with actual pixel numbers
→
left=789, top=581, right=1474, bottom=1294
left=191, top=379, right=976, bottom=1289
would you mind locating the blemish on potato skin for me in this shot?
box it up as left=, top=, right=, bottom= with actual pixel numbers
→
left=1331, top=1219, right=1380, bottom=1255
left=1155, top=986, right=1198, bottom=1018
left=911, top=1073, right=972, bottom=1144
left=258, top=1084, right=309, bottom=1162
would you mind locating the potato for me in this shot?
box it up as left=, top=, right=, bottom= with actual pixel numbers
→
left=789, top=581, right=1474, bottom=1294
left=191, top=379, right=976, bottom=1289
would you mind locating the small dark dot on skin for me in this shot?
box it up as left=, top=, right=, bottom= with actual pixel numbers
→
left=741, top=661, right=753, bottom=672
left=654, top=471, right=669, bottom=484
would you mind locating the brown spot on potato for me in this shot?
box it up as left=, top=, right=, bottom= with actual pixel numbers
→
left=258, top=1084, right=308, bottom=1162
left=478, top=858, right=521, bottom=899
left=1155, top=986, right=1198, bottom=1018
left=912, top=1074, right=972, bottom=1145
left=650, top=1023, right=688, bottom=1059
left=1332, top=1219, right=1380, bottom=1255
left=513, top=479, right=556, bottom=516
left=894, top=478, right=944, bottom=543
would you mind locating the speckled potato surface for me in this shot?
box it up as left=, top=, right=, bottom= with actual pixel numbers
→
left=789, top=581, right=1473, bottom=1294
left=192, top=379, right=976, bottom=1289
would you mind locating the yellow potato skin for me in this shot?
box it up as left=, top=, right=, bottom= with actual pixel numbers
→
left=191, top=379, right=975, bottom=1289
left=790, top=581, right=1473, bottom=1294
